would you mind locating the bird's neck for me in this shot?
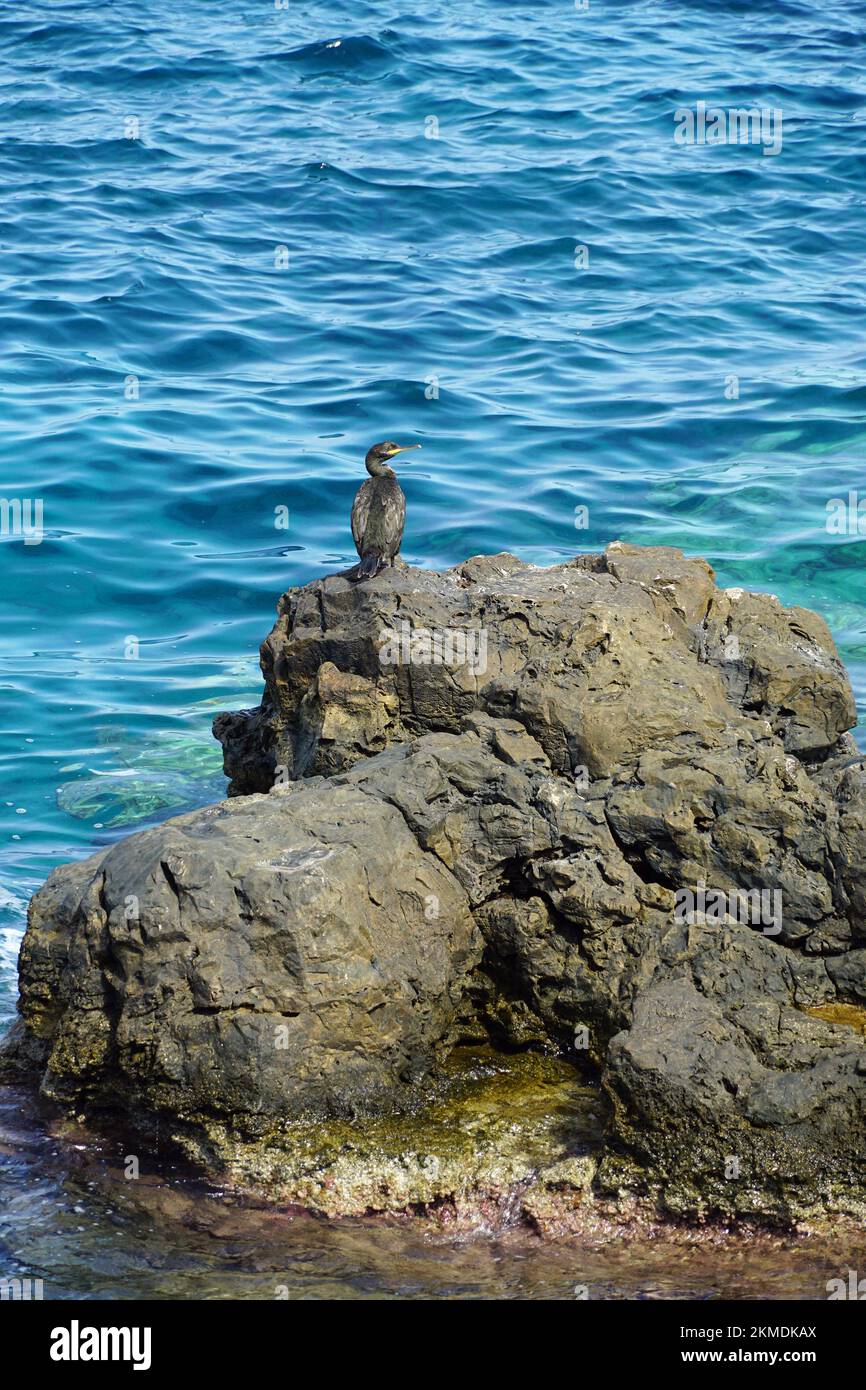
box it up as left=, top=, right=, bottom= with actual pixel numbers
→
left=366, top=463, right=396, bottom=479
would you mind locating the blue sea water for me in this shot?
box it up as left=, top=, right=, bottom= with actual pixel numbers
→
left=1, top=0, right=866, bottom=1298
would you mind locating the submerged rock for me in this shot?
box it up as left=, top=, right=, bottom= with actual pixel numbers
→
left=56, top=728, right=227, bottom=828
left=57, top=769, right=206, bottom=828
left=4, top=543, right=866, bottom=1227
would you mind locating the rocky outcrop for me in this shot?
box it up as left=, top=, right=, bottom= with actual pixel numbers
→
left=214, top=543, right=854, bottom=792
left=4, top=543, right=866, bottom=1227
left=9, top=755, right=480, bottom=1121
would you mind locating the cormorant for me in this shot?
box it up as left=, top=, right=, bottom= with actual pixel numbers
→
left=350, top=441, right=420, bottom=580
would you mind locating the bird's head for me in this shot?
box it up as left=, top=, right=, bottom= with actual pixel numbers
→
left=365, top=441, right=421, bottom=476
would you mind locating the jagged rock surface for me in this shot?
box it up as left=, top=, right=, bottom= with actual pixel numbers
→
left=5, top=544, right=866, bottom=1225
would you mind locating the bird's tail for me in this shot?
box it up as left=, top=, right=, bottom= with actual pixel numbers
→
left=354, top=552, right=384, bottom=581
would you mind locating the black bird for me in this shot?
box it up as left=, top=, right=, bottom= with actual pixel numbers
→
left=350, top=441, right=420, bottom=580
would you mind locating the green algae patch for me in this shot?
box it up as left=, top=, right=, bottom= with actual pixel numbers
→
left=805, top=1003, right=866, bottom=1037
left=175, top=1047, right=605, bottom=1226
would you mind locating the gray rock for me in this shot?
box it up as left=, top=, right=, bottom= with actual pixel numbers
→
left=11, top=764, right=479, bottom=1122
left=215, top=545, right=854, bottom=798
left=6, top=543, right=866, bottom=1225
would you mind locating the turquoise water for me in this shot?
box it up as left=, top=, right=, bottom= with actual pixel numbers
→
left=2, top=0, right=866, bottom=1297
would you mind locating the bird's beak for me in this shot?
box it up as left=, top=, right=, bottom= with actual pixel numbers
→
left=388, top=444, right=421, bottom=458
